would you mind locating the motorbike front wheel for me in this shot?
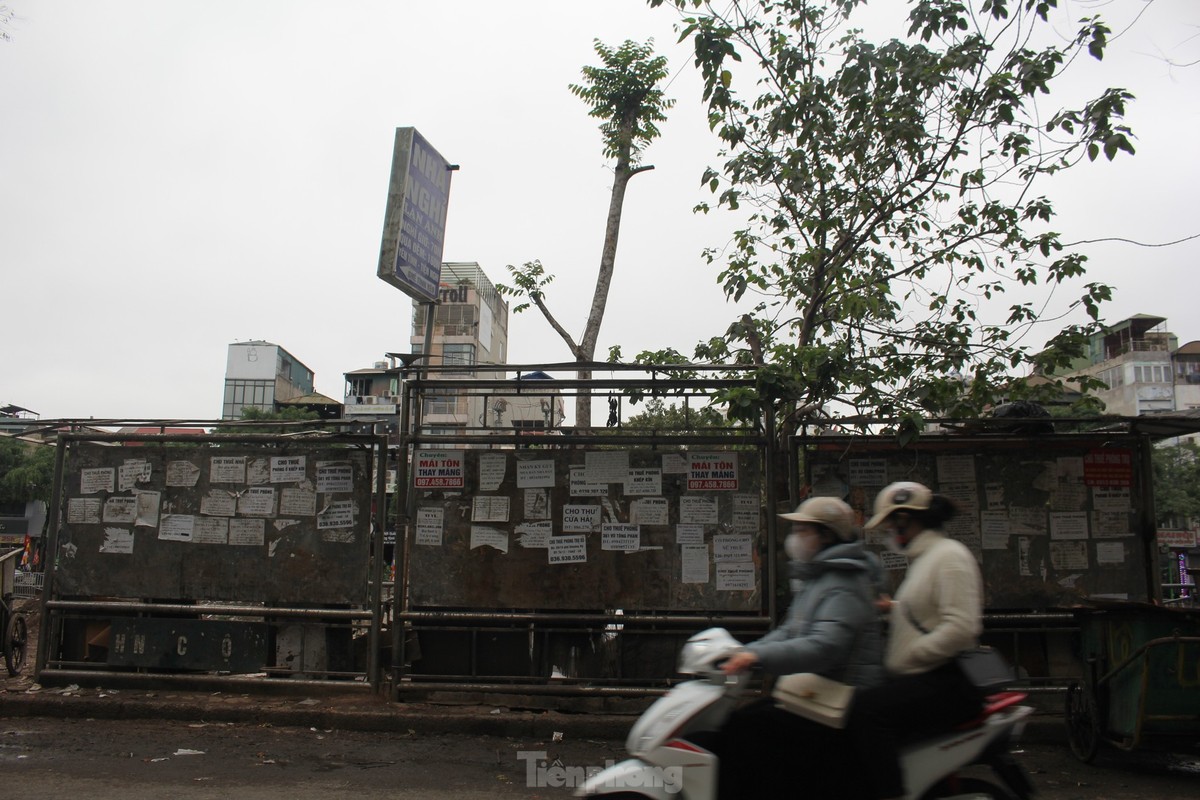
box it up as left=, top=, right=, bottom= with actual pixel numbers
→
left=925, top=776, right=1018, bottom=799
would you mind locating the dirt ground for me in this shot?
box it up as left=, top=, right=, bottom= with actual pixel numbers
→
left=4, top=598, right=1198, bottom=798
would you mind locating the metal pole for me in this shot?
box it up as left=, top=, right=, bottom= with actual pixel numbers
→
left=369, top=432, right=387, bottom=690
left=763, top=401, right=779, bottom=623
left=34, top=433, right=69, bottom=678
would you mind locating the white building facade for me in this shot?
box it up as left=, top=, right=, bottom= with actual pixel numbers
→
left=222, top=341, right=315, bottom=420
left=410, top=262, right=510, bottom=435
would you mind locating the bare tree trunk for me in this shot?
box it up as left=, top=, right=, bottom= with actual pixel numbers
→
left=573, top=155, right=653, bottom=429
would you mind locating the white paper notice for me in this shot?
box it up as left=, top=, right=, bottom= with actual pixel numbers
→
left=681, top=544, right=710, bottom=583
left=229, top=518, right=265, bottom=546
left=569, top=466, right=608, bottom=497
left=200, top=490, right=237, bottom=517
left=246, top=458, right=270, bottom=485
left=159, top=514, right=195, bottom=542
left=679, top=496, right=719, bottom=525
left=941, top=483, right=979, bottom=517
left=562, top=504, right=602, bottom=533
left=472, top=495, right=510, bottom=522
left=271, top=455, right=307, bottom=483
left=1096, top=541, right=1125, bottom=565
left=945, top=515, right=981, bottom=551
left=135, top=490, right=161, bottom=528
left=317, top=499, right=354, bottom=529
left=624, top=469, right=662, bottom=496
left=631, top=497, right=669, bottom=526
left=1009, top=506, right=1047, bottom=535
left=516, top=459, right=556, bottom=488
left=192, top=517, right=229, bottom=545
left=238, top=487, right=276, bottom=517
left=1091, top=510, right=1130, bottom=538
left=936, top=454, right=976, bottom=484
left=280, top=487, right=317, bottom=516
left=548, top=534, right=587, bottom=564
left=118, top=459, right=151, bottom=491
left=100, top=527, right=134, bottom=554
left=585, top=450, right=629, bottom=484
left=210, top=457, right=246, bottom=484
left=316, top=461, right=354, bottom=493
left=322, top=528, right=355, bottom=544
left=661, top=453, right=688, bottom=474
left=415, top=506, right=444, bottom=546
left=731, top=494, right=759, bottom=533
left=524, top=488, right=551, bottom=520
left=165, top=460, right=202, bottom=488
left=601, top=523, right=640, bottom=552
left=1050, top=482, right=1088, bottom=512
left=478, top=452, right=507, bottom=491
left=516, top=520, right=552, bottom=549
left=1092, top=487, right=1131, bottom=513
left=712, top=534, right=753, bottom=562
left=1049, top=511, right=1089, bottom=540
left=980, top=511, right=1010, bottom=550
left=102, top=496, right=138, bottom=524
left=1050, top=541, right=1089, bottom=571
left=716, top=562, right=756, bottom=591
left=80, top=467, right=114, bottom=495
left=984, top=482, right=1006, bottom=511
left=676, top=524, right=705, bottom=545
left=881, top=551, right=908, bottom=571
left=67, top=498, right=101, bottom=524
left=470, top=525, right=509, bottom=554
left=848, top=458, right=887, bottom=487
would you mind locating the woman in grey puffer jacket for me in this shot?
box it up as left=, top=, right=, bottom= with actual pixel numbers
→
left=710, top=496, right=884, bottom=799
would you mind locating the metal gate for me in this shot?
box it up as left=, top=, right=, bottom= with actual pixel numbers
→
left=35, top=425, right=388, bottom=691
left=391, top=362, right=779, bottom=698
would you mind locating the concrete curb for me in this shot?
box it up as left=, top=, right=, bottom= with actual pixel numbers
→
left=0, top=688, right=1067, bottom=745
left=0, top=689, right=634, bottom=739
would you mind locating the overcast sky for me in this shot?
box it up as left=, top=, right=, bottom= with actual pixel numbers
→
left=2, top=0, right=1197, bottom=422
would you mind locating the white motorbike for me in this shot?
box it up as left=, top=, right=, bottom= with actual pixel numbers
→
left=577, top=628, right=1034, bottom=800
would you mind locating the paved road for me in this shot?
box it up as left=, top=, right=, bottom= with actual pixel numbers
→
left=2, top=715, right=1198, bottom=799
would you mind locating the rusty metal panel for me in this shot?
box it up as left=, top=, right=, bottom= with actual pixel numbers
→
left=54, top=442, right=371, bottom=605
left=406, top=448, right=763, bottom=612
left=804, top=434, right=1151, bottom=609
left=107, top=618, right=269, bottom=672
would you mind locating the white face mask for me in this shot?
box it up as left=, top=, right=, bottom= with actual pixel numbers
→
left=784, top=532, right=818, bottom=562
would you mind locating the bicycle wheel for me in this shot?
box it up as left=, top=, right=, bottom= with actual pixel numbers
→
left=4, top=613, right=27, bottom=676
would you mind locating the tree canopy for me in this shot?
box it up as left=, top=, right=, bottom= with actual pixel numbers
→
left=500, top=39, right=674, bottom=428
left=1153, top=440, right=1200, bottom=529
left=0, top=437, right=55, bottom=506
left=649, top=0, right=1133, bottom=437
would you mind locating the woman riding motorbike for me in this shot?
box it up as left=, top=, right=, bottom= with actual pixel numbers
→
left=846, top=481, right=985, bottom=800
left=708, top=496, right=883, bottom=798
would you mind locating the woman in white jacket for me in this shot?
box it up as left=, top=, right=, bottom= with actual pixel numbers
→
left=847, top=481, right=985, bottom=800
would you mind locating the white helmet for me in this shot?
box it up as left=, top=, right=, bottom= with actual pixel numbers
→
left=864, top=481, right=933, bottom=530
left=779, top=496, right=856, bottom=541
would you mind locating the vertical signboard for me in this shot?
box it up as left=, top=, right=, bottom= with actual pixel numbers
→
left=376, top=127, right=454, bottom=301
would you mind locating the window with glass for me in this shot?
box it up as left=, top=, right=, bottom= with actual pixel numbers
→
left=423, top=392, right=465, bottom=416
left=222, top=379, right=274, bottom=419
left=442, top=343, right=476, bottom=372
